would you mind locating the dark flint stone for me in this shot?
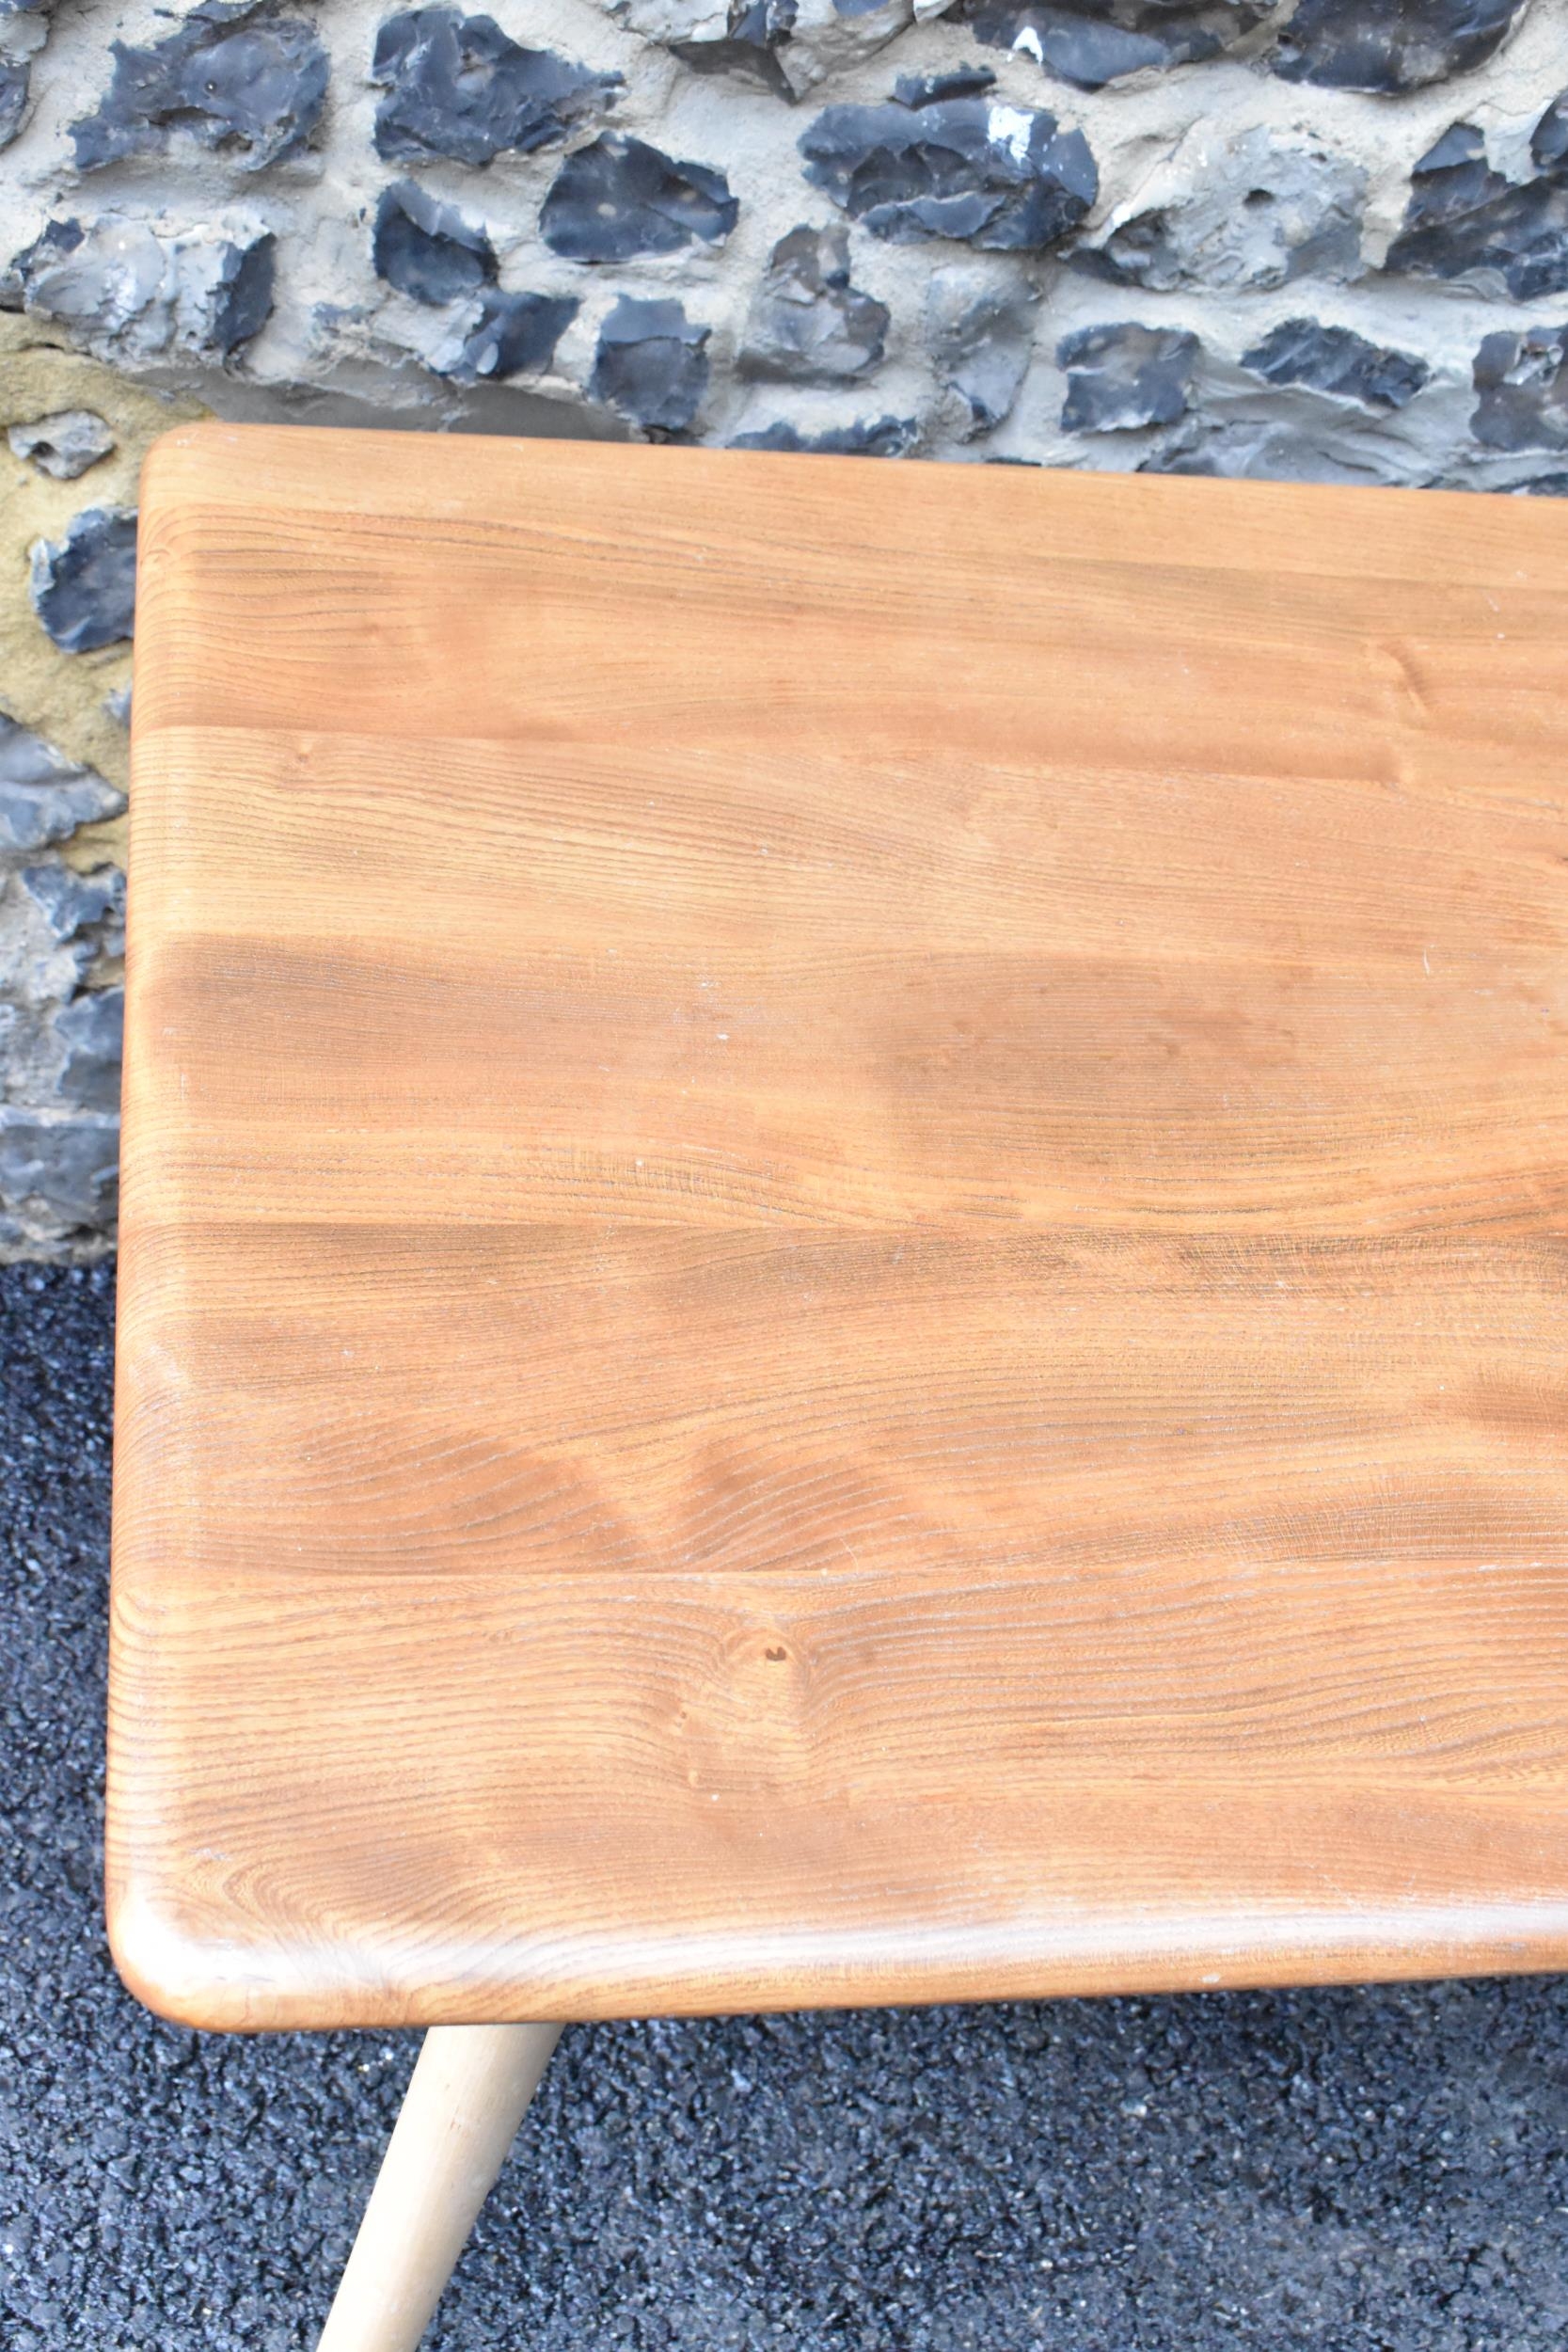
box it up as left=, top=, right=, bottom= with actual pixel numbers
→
left=1270, top=0, right=1527, bottom=92
left=800, top=96, right=1096, bottom=249
left=542, top=135, right=737, bottom=262
left=1418, top=119, right=1488, bottom=177
left=1075, top=130, right=1365, bottom=293
left=1057, top=321, right=1198, bottom=431
left=70, top=1, right=328, bottom=172
left=372, top=180, right=496, bottom=303
left=892, top=67, right=996, bottom=104
left=927, top=270, right=1037, bottom=432
left=1240, top=318, right=1430, bottom=410
left=370, top=8, right=619, bottom=166
left=0, top=59, right=29, bottom=150
left=1533, top=93, right=1568, bottom=172
left=0, top=1112, right=119, bottom=1232
left=590, top=295, right=709, bottom=431
left=10, top=217, right=84, bottom=282
left=12, top=216, right=273, bottom=358
left=670, top=0, right=799, bottom=101
left=437, top=288, right=577, bottom=383
left=28, top=508, right=137, bottom=653
left=19, top=864, right=124, bottom=950
left=213, top=231, right=276, bottom=352
left=0, top=718, right=124, bottom=854
left=960, top=0, right=1267, bottom=89
left=740, top=223, right=887, bottom=381
left=731, top=415, right=919, bottom=454
left=53, top=992, right=123, bottom=1114
left=1386, top=102, right=1568, bottom=299
left=1135, top=421, right=1367, bottom=484
left=1472, top=325, right=1568, bottom=450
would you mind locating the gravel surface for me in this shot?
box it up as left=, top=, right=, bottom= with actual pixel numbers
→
left=6, top=1258, right=1568, bottom=2351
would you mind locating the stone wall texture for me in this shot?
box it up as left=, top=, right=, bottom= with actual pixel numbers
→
left=4, top=0, right=1568, bottom=1252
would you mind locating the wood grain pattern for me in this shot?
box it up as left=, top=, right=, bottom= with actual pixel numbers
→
left=110, top=423, right=1568, bottom=2028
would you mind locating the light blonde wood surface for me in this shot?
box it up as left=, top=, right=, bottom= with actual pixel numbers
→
left=111, top=423, right=1568, bottom=2029
left=315, top=2024, right=562, bottom=2352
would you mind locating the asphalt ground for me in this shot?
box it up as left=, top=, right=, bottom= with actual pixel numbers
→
left=5, top=1257, right=1568, bottom=2351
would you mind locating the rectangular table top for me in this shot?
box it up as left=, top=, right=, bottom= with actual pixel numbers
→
left=111, top=423, right=1568, bottom=2030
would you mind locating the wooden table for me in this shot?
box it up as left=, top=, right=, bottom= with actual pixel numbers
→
left=113, top=426, right=1568, bottom=2349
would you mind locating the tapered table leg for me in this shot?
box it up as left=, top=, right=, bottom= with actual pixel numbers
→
left=315, top=2021, right=563, bottom=2352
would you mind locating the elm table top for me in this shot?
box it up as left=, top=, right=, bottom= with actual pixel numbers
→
left=111, top=423, right=1568, bottom=2029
